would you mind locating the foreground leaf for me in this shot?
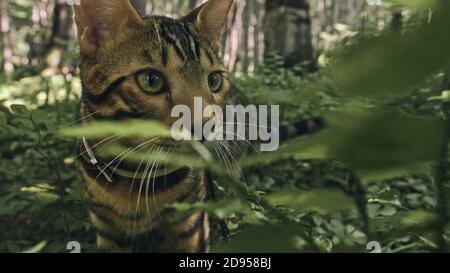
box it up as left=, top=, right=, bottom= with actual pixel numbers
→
left=267, top=186, right=356, bottom=213
left=60, top=120, right=171, bottom=139
left=332, top=2, right=450, bottom=98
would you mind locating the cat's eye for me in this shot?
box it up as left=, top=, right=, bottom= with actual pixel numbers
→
left=208, top=72, right=223, bottom=93
left=136, top=70, right=165, bottom=94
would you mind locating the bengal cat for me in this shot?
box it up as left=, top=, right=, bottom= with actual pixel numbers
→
left=73, top=0, right=234, bottom=253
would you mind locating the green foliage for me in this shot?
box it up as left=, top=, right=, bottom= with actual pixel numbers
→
left=1, top=1, right=450, bottom=254
left=332, top=1, right=450, bottom=98
left=60, top=120, right=172, bottom=139
left=0, top=76, right=95, bottom=252
left=386, top=0, right=439, bottom=10
left=233, top=56, right=340, bottom=123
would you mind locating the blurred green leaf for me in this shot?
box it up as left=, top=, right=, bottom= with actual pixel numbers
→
left=267, top=186, right=356, bottom=213
left=325, top=108, right=444, bottom=181
left=386, top=0, right=438, bottom=10
left=314, top=235, right=333, bottom=253
left=101, top=144, right=211, bottom=171
left=400, top=210, right=439, bottom=229
left=60, top=120, right=171, bottom=139
left=240, top=132, right=330, bottom=167
left=332, top=3, right=450, bottom=98
left=243, top=106, right=443, bottom=182
left=10, top=104, right=29, bottom=117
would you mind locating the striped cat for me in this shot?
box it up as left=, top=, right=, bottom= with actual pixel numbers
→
left=74, top=0, right=234, bottom=252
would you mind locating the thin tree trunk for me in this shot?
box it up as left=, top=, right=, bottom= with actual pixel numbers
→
left=50, top=0, right=73, bottom=47
left=0, top=0, right=13, bottom=77
left=242, top=0, right=250, bottom=73
left=42, top=0, right=73, bottom=77
left=0, top=1, right=4, bottom=73
left=264, top=0, right=316, bottom=72
left=391, top=10, right=403, bottom=29
left=253, top=0, right=263, bottom=66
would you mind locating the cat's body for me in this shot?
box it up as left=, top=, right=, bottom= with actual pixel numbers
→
left=74, top=0, right=234, bottom=252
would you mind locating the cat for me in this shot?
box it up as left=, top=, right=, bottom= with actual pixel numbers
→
left=74, top=0, right=234, bottom=252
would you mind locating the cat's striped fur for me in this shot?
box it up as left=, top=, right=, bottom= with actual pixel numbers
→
left=74, top=0, right=234, bottom=252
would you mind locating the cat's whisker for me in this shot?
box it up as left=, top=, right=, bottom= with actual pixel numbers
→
left=214, top=143, right=236, bottom=196
left=135, top=148, right=158, bottom=230
left=85, top=142, right=141, bottom=196
left=151, top=148, right=166, bottom=219
left=219, top=141, right=246, bottom=185
left=221, top=130, right=259, bottom=152
left=218, top=141, right=245, bottom=185
left=93, top=140, right=154, bottom=186
left=60, top=110, right=100, bottom=128
left=76, top=134, right=125, bottom=159
left=128, top=148, right=152, bottom=233
left=215, top=142, right=236, bottom=178
left=128, top=143, right=156, bottom=205
left=145, top=147, right=164, bottom=219
left=123, top=139, right=160, bottom=233
left=110, top=138, right=159, bottom=177
left=210, top=127, right=257, bottom=151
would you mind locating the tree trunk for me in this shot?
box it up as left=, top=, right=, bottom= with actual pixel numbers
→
left=50, top=0, right=73, bottom=46
left=242, top=0, right=250, bottom=73
left=0, top=0, right=13, bottom=77
left=0, top=1, right=4, bottom=73
left=42, top=0, right=73, bottom=77
left=264, top=0, right=315, bottom=72
left=391, top=10, right=403, bottom=29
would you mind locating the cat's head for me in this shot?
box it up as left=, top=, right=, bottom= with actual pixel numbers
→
left=74, top=0, right=233, bottom=131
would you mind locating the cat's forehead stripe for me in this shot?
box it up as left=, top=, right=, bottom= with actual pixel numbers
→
left=150, top=17, right=209, bottom=65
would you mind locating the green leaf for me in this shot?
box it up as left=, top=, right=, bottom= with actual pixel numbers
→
left=386, top=0, right=438, bottom=10
left=101, top=144, right=211, bottom=171
left=10, top=104, right=29, bottom=117
left=243, top=106, right=444, bottom=183
left=314, top=235, right=333, bottom=253
left=20, top=241, right=48, bottom=253
left=59, top=120, right=172, bottom=139
left=332, top=4, right=450, bottom=98
left=399, top=210, right=439, bottom=229
left=266, top=186, right=356, bottom=213
left=240, top=132, right=330, bottom=167
left=325, top=108, right=445, bottom=181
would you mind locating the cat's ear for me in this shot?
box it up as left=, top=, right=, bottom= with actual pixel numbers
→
left=74, top=0, right=142, bottom=58
left=183, top=0, right=234, bottom=45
